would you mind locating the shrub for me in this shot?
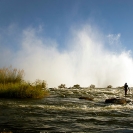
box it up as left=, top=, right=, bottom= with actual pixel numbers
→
left=107, top=85, right=112, bottom=88
left=58, top=84, right=66, bottom=89
left=73, top=84, right=80, bottom=89
left=0, top=82, right=49, bottom=99
left=0, top=66, right=49, bottom=99
left=90, top=84, right=95, bottom=88
left=32, top=79, right=47, bottom=89
left=0, top=66, right=24, bottom=84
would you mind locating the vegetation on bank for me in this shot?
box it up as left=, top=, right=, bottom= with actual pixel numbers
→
left=0, top=66, right=49, bottom=99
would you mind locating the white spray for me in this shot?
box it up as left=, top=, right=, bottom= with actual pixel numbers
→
left=0, top=25, right=133, bottom=88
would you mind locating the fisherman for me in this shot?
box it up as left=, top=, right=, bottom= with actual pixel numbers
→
left=124, top=83, right=130, bottom=96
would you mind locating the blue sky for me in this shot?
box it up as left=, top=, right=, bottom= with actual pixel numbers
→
left=0, top=0, right=133, bottom=87
left=1, top=0, right=133, bottom=49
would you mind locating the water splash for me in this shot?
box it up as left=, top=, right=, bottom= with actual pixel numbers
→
left=0, top=25, right=133, bottom=88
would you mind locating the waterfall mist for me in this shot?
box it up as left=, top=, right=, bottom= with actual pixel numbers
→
left=0, top=24, right=133, bottom=88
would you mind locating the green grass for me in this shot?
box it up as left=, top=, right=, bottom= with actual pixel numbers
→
left=0, top=66, right=24, bottom=84
left=0, top=66, right=49, bottom=99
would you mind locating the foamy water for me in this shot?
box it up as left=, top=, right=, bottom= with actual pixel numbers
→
left=0, top=87, right=133, bottom=132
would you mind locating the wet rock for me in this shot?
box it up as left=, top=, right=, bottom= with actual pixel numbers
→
left=107, top=85, right=112, bottom=88
left=90, top=84, right=95, bottom=88
left=79, top=96, right=94, bottom=101
left=105, top=98, right=131, bottom=104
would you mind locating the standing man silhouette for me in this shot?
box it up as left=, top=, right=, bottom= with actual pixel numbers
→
left=124, top=83, right=130, bottom=96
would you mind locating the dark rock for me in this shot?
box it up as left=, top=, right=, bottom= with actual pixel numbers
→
left=79, top=96, right=94, bottom=101
left=105, top=98, right=131, bottom=104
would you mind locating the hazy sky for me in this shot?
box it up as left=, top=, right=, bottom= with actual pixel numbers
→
left=0, top=0, right=133, bottom=87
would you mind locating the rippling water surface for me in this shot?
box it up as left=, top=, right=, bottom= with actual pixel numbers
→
left=0, top=87, right=133, bottom=133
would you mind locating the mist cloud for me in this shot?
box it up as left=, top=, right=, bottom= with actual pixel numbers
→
left=1, top=24, right=133, bottom=88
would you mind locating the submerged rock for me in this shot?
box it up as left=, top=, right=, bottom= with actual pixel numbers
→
left=79, top=96, right=94, bottom=101
left=105, top=97, right=131, bottom=104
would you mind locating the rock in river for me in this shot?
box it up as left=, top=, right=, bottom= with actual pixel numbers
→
left=105, top=97, right=131, bottom=104
left=79, top=96, right=94, bottom=101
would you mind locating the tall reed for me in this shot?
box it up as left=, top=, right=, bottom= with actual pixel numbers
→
left=0, top=66, right=24, bottom=84
left=0, top=67, right=49, bottom=99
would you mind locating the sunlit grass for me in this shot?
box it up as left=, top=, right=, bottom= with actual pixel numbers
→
left=0, top=66, right=24, bottom=84
left=0, top=66, right=49, bottom=99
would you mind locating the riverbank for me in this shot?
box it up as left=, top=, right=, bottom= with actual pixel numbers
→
left=0, top=66, right=49, bottom=99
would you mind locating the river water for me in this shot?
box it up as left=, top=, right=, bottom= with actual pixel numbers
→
left=0, top=87, right=133, bottom=133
